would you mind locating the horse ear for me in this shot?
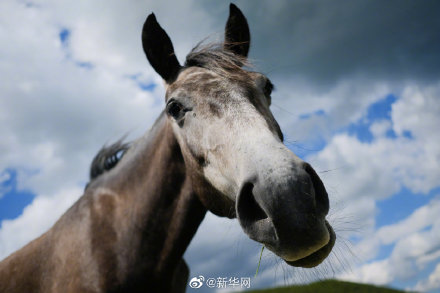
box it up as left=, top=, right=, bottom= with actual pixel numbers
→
left=142, top=13, right=181, bottom=84
left=224, top=3, right=250, bottom=58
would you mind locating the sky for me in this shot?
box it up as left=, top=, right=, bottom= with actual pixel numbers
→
left=0, top=0, right=439, bottom=292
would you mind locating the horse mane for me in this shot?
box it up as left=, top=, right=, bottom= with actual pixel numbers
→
left=89, top=139, right=130, bottom=181
left=184, top=42, right=250, bottom=77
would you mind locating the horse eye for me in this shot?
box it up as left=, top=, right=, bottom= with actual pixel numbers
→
left=166, top=100, right=184, bottom=119
left=263, top=81, right=274, bottom=96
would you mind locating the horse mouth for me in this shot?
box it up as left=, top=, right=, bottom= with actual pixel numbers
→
left=285, top=221, right=336, bottom=268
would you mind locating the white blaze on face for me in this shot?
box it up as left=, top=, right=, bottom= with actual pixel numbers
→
left=198, top=87, right=300, bottom=201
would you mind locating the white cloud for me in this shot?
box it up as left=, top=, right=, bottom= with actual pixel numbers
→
left=340, top=259, right=393, bottom=286
left=28, top=0, right=217, bottom=73
left=339, top=197, right=440, bottom=290
left=303, top=82, right=440, bottom=238
left=414, top=263, right=440, bottom=293
left=378, top=200, right=440, bottom=246
left=302, top=82, right=440, bottom=290
left=0, top=187, right=81, bottom=259
left=271, top=77, right=392, bottom=144
left=0, top=171, right=10, bottom=184
left=370, top=120, right=392, bottom=138
left=0, top=170, right=11, bottom=199
left=392, top=84, right=440, bottom=140
left=391, top=83, right=440, bottom=193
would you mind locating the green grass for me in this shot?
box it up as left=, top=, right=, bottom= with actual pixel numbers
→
left=246, top=279, right=409, bottom=293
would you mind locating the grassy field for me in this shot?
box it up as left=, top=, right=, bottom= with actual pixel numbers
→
left=246, top=279, right=408, bottom=293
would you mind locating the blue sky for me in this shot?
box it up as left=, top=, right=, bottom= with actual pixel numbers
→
left=0, top=169, right=34, bottom=222
left=1, top=1, right=440, bottom=292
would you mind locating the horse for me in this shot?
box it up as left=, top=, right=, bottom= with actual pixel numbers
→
left=0, top=4, right=335, bottom=292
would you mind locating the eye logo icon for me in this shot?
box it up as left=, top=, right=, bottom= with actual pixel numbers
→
left=189, top=275, right=205, bottom=288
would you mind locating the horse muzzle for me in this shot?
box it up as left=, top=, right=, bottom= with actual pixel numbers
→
left=236, top=162, right=335, bottom=267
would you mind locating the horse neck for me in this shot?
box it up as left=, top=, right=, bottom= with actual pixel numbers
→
left=93, top=113, right=206, bottom=285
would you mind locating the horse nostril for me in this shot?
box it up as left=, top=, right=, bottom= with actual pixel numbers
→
left=236, top=182, right=278, bottom=245
left=237, top=182, right=267, bottom=224
left=303, top=163, right=329, bottom=216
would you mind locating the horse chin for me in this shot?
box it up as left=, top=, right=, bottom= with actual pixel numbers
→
left=284, top=222, right=336, bottom=268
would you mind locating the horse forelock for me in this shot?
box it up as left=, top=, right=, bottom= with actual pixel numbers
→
left=184, top=42, right=251, bottom=78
